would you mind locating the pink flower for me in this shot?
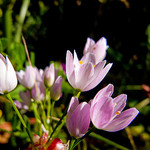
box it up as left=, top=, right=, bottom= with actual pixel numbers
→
left=66, top=50, right=112, bottom=92
left=66, top=97, right=90, bottom=138
left=83, top=37, right=108, bottom=64
left=50, top=76, right=63, bottom=101
left=43, top=63, right=55, bottom=88
left=0, top=53, right=17, bottom=94
left=32, top=81, right=45, bottom=101
left=90, top=84, right=139, bottom=132
left=17, top=66, right=36, bottom=89
left=14, top=90, right=31, bottom=110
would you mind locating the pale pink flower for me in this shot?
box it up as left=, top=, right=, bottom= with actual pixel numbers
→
left=0, top=54, right=17, bottom=94
left=50, top=76, right=63, bottom=101
left=83, top=37, right=108, bottom=64
left=17, top=66, right=36, bottom=89
left=43, top=63, right=55, bottom=88
left=90, top=84, right=139, bottom=132
left=66, top=97, right=90, bottom=138
left=66, top=50, right=112, bottom=92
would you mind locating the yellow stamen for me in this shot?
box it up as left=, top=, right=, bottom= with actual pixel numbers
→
left=116, top=111, right=121, bottom=115
left=114, top=103, right=117, bottom=106
left=93, top=65, right=95, bottom=67
left=79, top=61, right=83, bottom=64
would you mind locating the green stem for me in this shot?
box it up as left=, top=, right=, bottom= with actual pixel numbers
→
left=69, top=138, right=76, bottom=150
left=6, top=93, right=33, bottom=144
left=74, top=90, right=81, bottom=98
left=47, top=90, right=51, bottom=123
left=72, top=126, right=96, bottom=149
left=89, top=132, right=130, bottom=150
left=50, top=100, right=55, bottom=126
left=14, top=0, right=30, bottom=42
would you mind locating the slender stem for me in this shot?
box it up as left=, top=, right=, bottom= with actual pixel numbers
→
left=14, top=0, right=30, bottom=42
left=125, top=127, right=137, bottom=150
left=74, top=90, right=81, bottom=98
left=89, top=132, right=130, bottom=150
left=50, top=100, right=55, bottom=126
left=72, top=126, right=96, bottom=149
left=22, top=35, right=32, bottom=66
left=7, top=94, right=27, bottom=128
left=47, top=90, right=51, bottom=123
left=6, top=93, right=33, bottom=144
left=69, top=138, right=76, bottom=150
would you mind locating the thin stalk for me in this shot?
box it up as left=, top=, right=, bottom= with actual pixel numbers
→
left=74, top=90, right=81, bottom=98
left=47, top=90, right=51, bottom=123
left=14, top=0, right=30, bottom=42
left=72, top=126, right=96, bottom=149
left=6, top=93, right=33, bottom=144
left=69, top=138, right=76, bottom=150
left=50, top=100, right=55, bottom=127
left=89, top=132, right=130, bottom=150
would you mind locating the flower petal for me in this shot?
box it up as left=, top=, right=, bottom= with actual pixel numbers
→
left=83, top=61, right=112, bottom=91
left=50, top=76, right=63, bottom=101
left=0, top=58, right=6, bottom=93
left=91, top=84, right=114, bottom=107
left=81, top=53, right=96, bottom=65
left=5, top=56, right=17, bottom=92
left=83, top=37, right=95, bottom=55
left=67, top=102, right=90, bottom=138
left=75, top=63, right=94, bottom=91
left=66, top=50, right=74, bottom=81
left=90, top=96, right=114, bottom=129
left=103, top=108, right=139, bottom=132
left=113, top=94, right=127, bottom=116
left=66, top=97, right=79, bottom=124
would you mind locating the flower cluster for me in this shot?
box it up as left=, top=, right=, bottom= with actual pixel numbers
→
left=0, top=37, right=139, bottom=150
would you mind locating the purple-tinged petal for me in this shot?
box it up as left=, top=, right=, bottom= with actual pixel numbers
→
left=17, top=66, right=35, bottom=89
left=0, top=58, right=7, bottom=93
left=68, top=70, right=76, bottom=89
left=24, top=66, right=36, bottom=89
left=66, top=50, right=74, bottom=82
left=73, top=50, right=80, bottom=73
left=14, top=100, right=23, bottom=109
left=90, top=96, right=114, bottom=129
left=81, top=53, right=96, bottom=65
left=19, top=90, right=31, bottom=107
left=103, top=108, right=139, bottom=132
left=50, top=76, right=63, bottom=101
left=83, top=61, right=112, bottom=91
left=91, top=84, right=114, bottom=107
left=112, top=94, right=127, bottom=116
left=75, top=63, right=94, bottom=91
left=66, top=97, right=79, bottom=124
left=5, top=56, right=17, bottom=92
left=83, top=37, right=95, bottom=55
left=44, top=63, right=55, bottom=87
left=67, top=102, right=90, bottom=138
left=93, top=37, right=108, bottom=63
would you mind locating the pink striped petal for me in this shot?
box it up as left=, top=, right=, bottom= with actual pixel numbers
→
left=90, top=96, right=114, bottom=129
left=84, top=62, right=112, bottom=91
left=103, top=108, right=139, bottom=132
left=75, top=63, right=94, bottom=91
left=67, top=102, right=90, bottom=138
left=91, top=84, right=114, bottom=107
left=113, top=94, right=127, bottom=116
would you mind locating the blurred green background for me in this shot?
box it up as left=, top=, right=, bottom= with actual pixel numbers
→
left=0, top=0, right=150, bottom=149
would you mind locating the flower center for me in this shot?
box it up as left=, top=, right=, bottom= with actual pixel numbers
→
left=79, top=60, right=83, bottom=64
left=115, top=111, right=121, bottom=115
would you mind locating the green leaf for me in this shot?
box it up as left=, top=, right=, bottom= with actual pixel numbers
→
left=0, top=38, right=8, bottom=52
left=10, top=42, right=26, bottom=70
